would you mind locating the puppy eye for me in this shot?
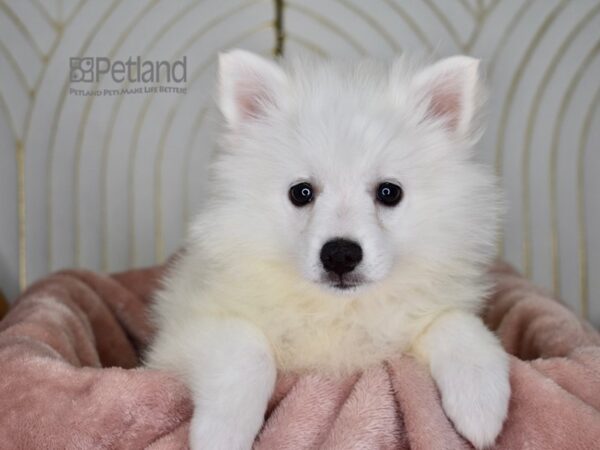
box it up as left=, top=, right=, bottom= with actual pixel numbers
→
left=376, top=182, right=403, bottom=206
left=289, top=182, right=314, bottom=207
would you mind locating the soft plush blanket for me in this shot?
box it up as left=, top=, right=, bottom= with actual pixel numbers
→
left=1, top=262, right=600, bottom=449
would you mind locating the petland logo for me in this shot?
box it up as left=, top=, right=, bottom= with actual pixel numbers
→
left=69, top=56, right=188, bottom=96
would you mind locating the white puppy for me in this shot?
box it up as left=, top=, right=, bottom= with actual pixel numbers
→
left=146, top=50, right=510, bottom=449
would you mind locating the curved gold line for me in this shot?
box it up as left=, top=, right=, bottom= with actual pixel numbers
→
left=127, top=1, right=266, bottom=265
left=286, top=33, right=329, bottom=57
left=0, top=96, right=18, bottom=278
left=0, top=90, right=20, bottom=293
left=576, top=83, right=600, bottom=319
left=422, top=0, right=464, bottom=50
left=464, top=10, right=482, bottom=53
left=459, top=0, right=476, bottom=18
left=464, top=0, right=501, bottom=53
left=154, top=23, right=273, bottom=262
left=286, top=2, right=368, bottom=55
left=64, top=0, right=86, bottom=24
left=335, top=0, right=401, bottom=52
left=127, top=91, right=148, bottom=266
left=30, top=0, right=59, bottom=29
left=486, top=0, right=502, bottom=15
left=99, top=0, right=210, bottom=271
left=487, top=0, right=542, bottom=256
left=0, top=91, right=17, bottom=137
left=46, top=0, right=119, bottom=271
left=16, top=138, right=25, bottom=289
left=382, top=0, right=434, bottom=53
left=54, top=0, right=83, bottom=25
left=71, top=0, right=160, bottom=270
left=18, top=0, right=85, bottom=289
left=154, top=105, right=181, bottom=262
left=521, top=4, right=600, bottom=279
left=0, top=39, right=32, bottom=93
left=548, top=39, right=600, bottom=301
left=0, top=1, right=44, bottom=57
left=488, top=0, right=535, bottom=82
left=182, top=106, right=209, bottom=232
left=0, top=95, right=19, bottom=144
left=493, top=1, right=566, bottom=260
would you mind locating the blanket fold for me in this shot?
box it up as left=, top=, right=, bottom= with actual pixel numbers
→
left=1, top=262, right=599, bottom=449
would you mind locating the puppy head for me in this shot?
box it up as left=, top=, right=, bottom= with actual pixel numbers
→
left=208, top=50, right=499, bottom=295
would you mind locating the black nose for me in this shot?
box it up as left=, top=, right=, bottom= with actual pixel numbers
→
left=320, top=239, right=363, bottom=276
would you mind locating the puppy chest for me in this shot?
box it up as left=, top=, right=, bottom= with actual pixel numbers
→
left=258, top=304, right=414, bottom=373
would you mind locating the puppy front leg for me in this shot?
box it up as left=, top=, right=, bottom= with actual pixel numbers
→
left=186, top=318, right=276, bottom=450
left=414, top=311, right=510, bottom=449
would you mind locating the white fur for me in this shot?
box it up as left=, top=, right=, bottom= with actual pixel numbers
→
left=145, top=50, right=510, bottom=449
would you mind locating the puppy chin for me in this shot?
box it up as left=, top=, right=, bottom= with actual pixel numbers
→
left=318, top=272, right=370, bottom=296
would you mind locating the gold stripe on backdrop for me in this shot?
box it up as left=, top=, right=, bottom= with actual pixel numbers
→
left=99, top=0, right=208, bottom=271
left=47, top=0, right=120, bottom=271
left=577, top=86, right=600, bottom=319
left=17, top=0, right=86, bottom=290
left=17, top=139, right=26, bottom=290
left=71, top=1, right=161, bottom=270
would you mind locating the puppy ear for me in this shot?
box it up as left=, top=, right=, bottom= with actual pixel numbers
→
left=218, top=50, right=287, bottom=128
left=411, top=56, right=481, bottom=137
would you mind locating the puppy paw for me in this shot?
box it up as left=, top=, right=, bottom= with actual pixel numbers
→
left=434, top=354, right=510, bottom=449
left=415, top=311, right=511, bottom=448
left=189, top=413, right=258, bottom=450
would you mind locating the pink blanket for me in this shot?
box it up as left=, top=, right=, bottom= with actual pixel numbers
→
left=1, top=262, right=600, bottom=449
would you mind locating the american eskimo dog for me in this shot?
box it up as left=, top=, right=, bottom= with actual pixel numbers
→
left=146, top=50, right=510, bottom=449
